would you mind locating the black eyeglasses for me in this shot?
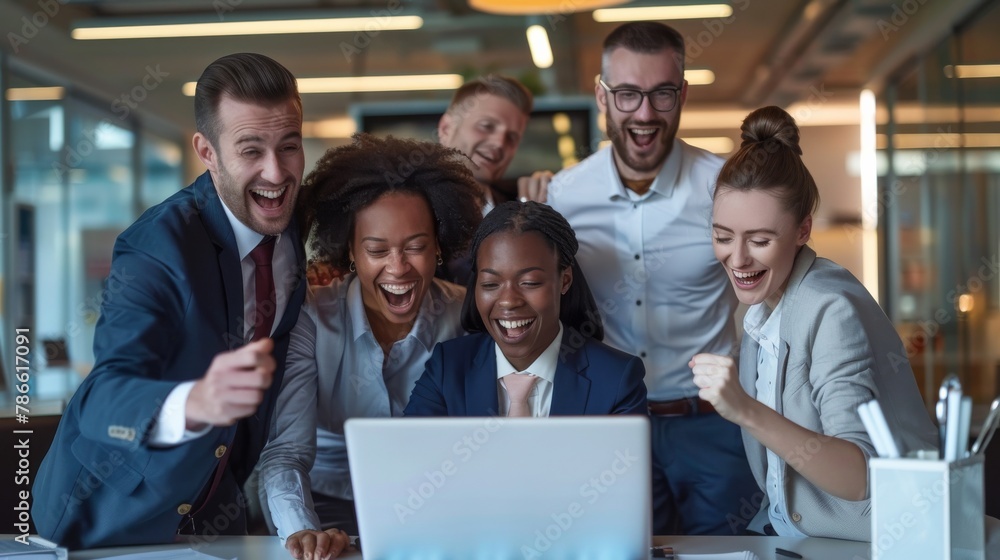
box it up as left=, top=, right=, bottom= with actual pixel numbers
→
left=599, top=79, right=681, bottom=113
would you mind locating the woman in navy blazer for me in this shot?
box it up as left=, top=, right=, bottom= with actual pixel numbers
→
left=405, top=201, right=647, bottom=417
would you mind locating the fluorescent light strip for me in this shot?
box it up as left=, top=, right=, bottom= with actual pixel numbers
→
left=526, top=25, right=553, bottom=69
left=685, top=69, right=715, bottom=85
left=182, top=74, right=464, bottom=96
left=72, top=15, right=423, bottom=40
left=859, top=89, right=879, bottom=303
left=877, top=132, right=1000, bottom=149
left=303, top=117, right=357, bottom=138
left=682, top=136, right=734, bottom=154
left=943, top=64, right=1000, bottom=79
left=5, top=86, right=65, bottom=101
left=594, top=4, right=733, bottom=22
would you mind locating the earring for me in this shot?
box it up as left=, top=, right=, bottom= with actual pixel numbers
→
left=437, top=253, right=444, bottom=266
left=349, top=261, right=356, bottom=273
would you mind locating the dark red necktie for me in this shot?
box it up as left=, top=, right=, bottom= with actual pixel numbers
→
left=249, top=236, right=276, bottom=341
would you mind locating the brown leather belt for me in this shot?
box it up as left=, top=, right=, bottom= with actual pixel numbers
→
left=647, top=396, right=717, bottom=417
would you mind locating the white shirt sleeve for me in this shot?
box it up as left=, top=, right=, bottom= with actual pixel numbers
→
left=147, top=381, right=213, bottom=446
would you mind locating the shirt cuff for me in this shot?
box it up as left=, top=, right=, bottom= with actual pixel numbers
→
left=147, top=381, right=213, bottom=446
left=267, top=470, right=323, bottom=541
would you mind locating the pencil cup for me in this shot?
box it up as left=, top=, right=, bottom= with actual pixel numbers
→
left=870, top=454, right=984, bottom=560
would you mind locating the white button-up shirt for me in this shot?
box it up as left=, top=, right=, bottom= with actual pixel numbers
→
left=745, top=300, right=806, bottom=537
left=548, top=141, right=738, bottom=400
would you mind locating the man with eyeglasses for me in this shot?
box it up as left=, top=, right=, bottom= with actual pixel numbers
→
left=546, top=21, right=758, bottom=536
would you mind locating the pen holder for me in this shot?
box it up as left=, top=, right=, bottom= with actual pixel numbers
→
left=870, top=454, right=985, bottom=560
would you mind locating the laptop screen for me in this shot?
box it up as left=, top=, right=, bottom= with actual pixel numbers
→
left=346, top=416, right=652, bottom=559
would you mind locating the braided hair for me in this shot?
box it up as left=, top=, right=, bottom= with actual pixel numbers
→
left=460, top=201, right=605, bottom=341
left=297, top=133, right=484, bottom=269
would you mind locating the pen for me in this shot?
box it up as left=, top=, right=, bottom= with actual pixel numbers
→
left=944, top=378, right=963, bottom=461
left=972, top=396, right=1000, bottom=455
left=775, top=547, right=803, bottom=559
left=957, top=396, right=972, bottom=458
left=866, top=400, right=901, bottom=458
left=858, top=401, right=896, bottom=458
left=938, top=374, right=961, bottom=460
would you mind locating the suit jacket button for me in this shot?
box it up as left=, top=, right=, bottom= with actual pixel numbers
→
left=791, top=512, right=802, bottom=523
left=177, top=503, right=192, bottom=515
left=215, top=445, right=227, bottom=459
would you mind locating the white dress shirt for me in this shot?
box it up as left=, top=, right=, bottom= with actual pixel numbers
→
left=494, top=323, right=563, bottom=417
left=149, top=196, right=296, bottom=445
left=745, top=300, right=806, bottom=537
left=258, top=275, right=466, bottom=539
left=548, top=141, right=738, bottom=401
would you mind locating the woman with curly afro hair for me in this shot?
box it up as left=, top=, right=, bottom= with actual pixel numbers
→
left=257, top=133, right=483, bottom=559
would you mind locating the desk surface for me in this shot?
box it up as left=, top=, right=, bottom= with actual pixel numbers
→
left=64, top=535, right=871, bottom=559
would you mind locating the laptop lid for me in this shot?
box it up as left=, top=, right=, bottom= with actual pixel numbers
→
left=345, top=416, right=651, bottom=560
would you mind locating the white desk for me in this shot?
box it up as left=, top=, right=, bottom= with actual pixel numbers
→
left=67, top=535, right=872, bottom=559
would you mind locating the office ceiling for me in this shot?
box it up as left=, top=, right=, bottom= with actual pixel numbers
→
left=0, top=0, right=990, bottom=136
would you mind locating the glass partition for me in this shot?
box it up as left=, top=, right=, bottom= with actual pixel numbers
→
left=883, top=0, right=1000, bottom=404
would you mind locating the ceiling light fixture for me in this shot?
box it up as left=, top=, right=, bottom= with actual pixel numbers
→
left=470, top=0, right=628, bottom=16
left=943, top=64, right=1000, bottom=79
left=182, top=74, right=464, bottom=96
left=685, top=69, right=715, bottom=85
left=593, top=4, right=733, bottom=22
left=682, top=136, right=734, bottom=154
left=526, top=25, right=554, bottom=69
left=72, top=15, right=423, bottom=40
left=303, top=117, right=357, bottom=138
left=5, top=86, right=65, bottom=101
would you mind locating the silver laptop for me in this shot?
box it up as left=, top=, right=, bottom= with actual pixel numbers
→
left=345, top=416, right=651, bottom=560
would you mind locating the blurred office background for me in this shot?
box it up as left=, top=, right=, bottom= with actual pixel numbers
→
left=0, top=0, right=998, bottom=411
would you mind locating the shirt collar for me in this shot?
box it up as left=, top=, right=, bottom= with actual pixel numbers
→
left=219, top=196, right=282, bottom=260
left=744, top=299, right=783, bottom=359
left=494, top=323, right=563, bottom=386
left=605, top=138, right=683, bottom=202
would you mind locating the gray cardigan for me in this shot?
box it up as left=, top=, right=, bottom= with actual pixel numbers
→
left=739, top=245, right=937, bottom=541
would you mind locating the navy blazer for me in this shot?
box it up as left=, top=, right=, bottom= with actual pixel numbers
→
left=32, top=172, right=307, bottom=549
left=404, top=330, right=647, bottom=416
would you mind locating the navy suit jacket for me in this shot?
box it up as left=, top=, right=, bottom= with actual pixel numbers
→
left=404, top=330, right=647, bottom=416
left=32, top=172, right=306, bottom=549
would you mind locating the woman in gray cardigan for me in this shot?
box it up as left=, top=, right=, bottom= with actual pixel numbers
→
left=689, top=106, right=937, bottom=540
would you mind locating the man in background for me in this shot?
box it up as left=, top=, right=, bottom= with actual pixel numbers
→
left=546, top=22, right=758, bottom=535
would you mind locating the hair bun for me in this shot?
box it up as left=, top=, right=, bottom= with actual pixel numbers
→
left=739, top=105, right=802, bottom=156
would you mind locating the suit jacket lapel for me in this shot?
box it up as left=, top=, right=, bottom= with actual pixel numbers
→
left=550, top=333, right=592, bottom=416
left=194, top=172, right=245, bottom=349
left=774, top=341, right=790, bottom=415
left=467, top=336, right=501, bottom=416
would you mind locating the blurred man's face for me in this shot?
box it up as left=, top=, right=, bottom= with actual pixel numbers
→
left=438, top=93, right=528, bottom=186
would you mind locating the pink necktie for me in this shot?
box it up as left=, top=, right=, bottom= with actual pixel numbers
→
left=503, top=373, right=538, bottom=417
left=249, top=236, right=276, bottom=341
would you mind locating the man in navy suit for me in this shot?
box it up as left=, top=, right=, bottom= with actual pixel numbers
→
left=32, top=53, right=309, bottom=549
